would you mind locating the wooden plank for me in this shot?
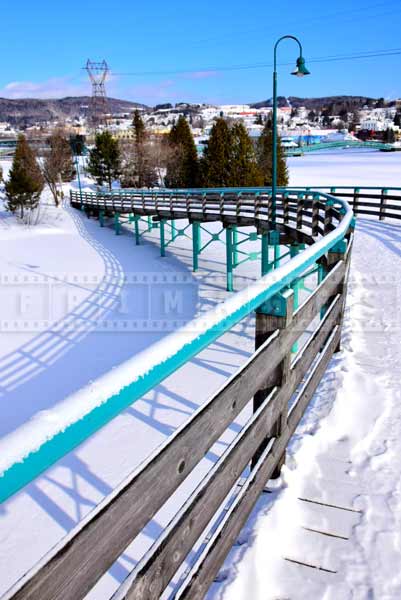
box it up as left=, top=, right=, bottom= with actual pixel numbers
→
left=253, top=289, right=293, bottom=471
left=5, top=259, right=346, bottom=600
left=291, top=294, right=341, bottom=383
left=174, top=326, right=341, bottom=599
left=109, top=292, right=343, bottom=600
left=112, top=386, right=283, bottom=600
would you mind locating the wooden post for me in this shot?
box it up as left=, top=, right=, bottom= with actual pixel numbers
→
left=327, top=238, right=349, bottom=353
left=312, top=194, right=319, bottom=236
left=296, top=193, right=304, bottom=231
left=379, top=188, right=388, bottom=221
left=283, top=192, right=289, bottom=224
left=324, top=199, right=333, bottom=234
left=353, top=187, right=360, bottom=215
left=252, top=288, right=294, bottom=477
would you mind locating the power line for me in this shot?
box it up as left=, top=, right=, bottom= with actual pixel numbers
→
left=184, top=0, right=400, bottom=49
left=112, top=48, right=401, bottom=77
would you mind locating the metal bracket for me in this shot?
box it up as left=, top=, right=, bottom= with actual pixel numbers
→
left=329, top=238, right=347, bottom=254
left=257, top=288, right=294, bottom=317
left=269, top=230, right=280, bottom=245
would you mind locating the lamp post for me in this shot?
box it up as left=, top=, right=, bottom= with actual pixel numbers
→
left=70, top=136, right=83, bottom=207
left=272, top=35, right=310, bottom=227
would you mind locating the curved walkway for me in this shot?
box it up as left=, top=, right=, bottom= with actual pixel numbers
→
left=0, top=196, right=259, bottom=597
left=213, top=223, right=401, bottom=599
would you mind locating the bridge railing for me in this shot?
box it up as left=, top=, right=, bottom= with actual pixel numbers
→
left=2, top=189, right=354, bottom=600
left=292, top=186, right=401, bottom=221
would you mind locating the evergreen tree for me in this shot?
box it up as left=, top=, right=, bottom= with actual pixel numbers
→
left=42, top=130, right=75, bottom=206
left=394, top=112, right=401, bottom=127
left=201, top=118, right=264, bottom=187
left=383, top=128, right=395, bottom=143
left=70, top=134, right=86, bottom=156
left=120, top=110, right=157, bottom=188
left=165, top=116, right=199, bottom=188
left=87, top=131, right=121, bottom=190
left=230, top=122, right=263, bottom=187
left=200, top=117, right=233, bottom=187
left=5, top=134, right=44, bottom=219
left=132, top=109, right=146, bottom=143
left=256, top=121, right=289, bottom=187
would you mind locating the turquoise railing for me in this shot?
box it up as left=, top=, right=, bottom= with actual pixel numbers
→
left=0, top=188, right=354, bottom=504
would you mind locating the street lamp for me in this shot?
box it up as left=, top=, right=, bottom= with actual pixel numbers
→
left=271, top=35, right=310, bottom=227
left=70, top=136, right=83, bottom=207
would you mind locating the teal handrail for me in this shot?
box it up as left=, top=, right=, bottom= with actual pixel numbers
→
left=0, top=190, right=353, bottom=504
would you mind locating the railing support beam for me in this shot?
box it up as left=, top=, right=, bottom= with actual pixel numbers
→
left=226, top=226, right=234, bottom=292
left=114, top=212, right=121, bottom=235
left=192, top=222, right=201, bottom=272
left=253, top=288, right=294, bottom=477
left=160, top=219, right=166, bottom=257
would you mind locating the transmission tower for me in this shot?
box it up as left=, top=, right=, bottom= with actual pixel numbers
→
left=85, top=59, right=109, bottom=129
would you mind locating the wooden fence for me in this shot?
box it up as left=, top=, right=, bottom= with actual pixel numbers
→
left=3, top=188, right=356, bottom=600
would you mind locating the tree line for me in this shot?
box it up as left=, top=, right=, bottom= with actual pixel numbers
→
left=3, top=111, right=288, bottom=223
left=87, top=111, right=288, bottom=190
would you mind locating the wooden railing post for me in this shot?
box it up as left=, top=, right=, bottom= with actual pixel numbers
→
left=353, top=187, right=360, bottom=215
left=379, top=188, right=388, bottom=221
left=312, top=193, right=320, bottom=236
left=252, top=288, right=294, bottom=476
left=327, top=234, right=351, bottom=353
left=296, top=193, right=304, bottom=231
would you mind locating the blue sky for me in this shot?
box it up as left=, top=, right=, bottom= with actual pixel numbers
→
left=1, top=0, right=401, bottom=105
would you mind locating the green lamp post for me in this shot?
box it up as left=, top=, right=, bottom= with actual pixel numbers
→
left=70, top=136, right=83, bottom=207
left=271, top=35, right=310, bottom=227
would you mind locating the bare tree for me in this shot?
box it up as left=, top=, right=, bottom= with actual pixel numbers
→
left=42, top=130, right=75, bottom=206
left=147, top=135, right=174, bottom=187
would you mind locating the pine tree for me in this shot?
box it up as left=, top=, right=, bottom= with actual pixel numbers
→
left=256, top=121, right=289, bottom=187
left=165, top=116, right=199, bottom=188
left=120, top=111, right=157, bottom=188
left=87, top=131, right=121, bottom=190
left=5, top=134, right=44, bottom=220
left=200, top=117, right=232, bottom=187
left=230, top=122, right=263, bottom=187
left=132, top=109, right=146, bottom=143
left=383, top=128, right=395, bottom=143
left=42, top=130, right=75, bottom=206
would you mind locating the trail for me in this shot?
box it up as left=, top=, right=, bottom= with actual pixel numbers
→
left=212, top=218, right=401, bottom=599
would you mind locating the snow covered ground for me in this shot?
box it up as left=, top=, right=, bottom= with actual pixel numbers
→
left=210, top=149, right=401, bottom=600
left=0, top=149, right=400, bottom=599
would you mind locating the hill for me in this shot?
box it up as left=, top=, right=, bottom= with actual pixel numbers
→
left=250, top=95, right=377, bottom=110
left=0, top=96, right=147, bottom=128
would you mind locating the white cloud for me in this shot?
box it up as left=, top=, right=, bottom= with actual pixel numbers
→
left=0, top=77, right=89, bottom=99
left=183, top=70, right=220, bottom=80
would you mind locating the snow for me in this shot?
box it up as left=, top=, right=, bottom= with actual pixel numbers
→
left=210, top=150, right=401, bottom=600
left=0, top=149, right=400, bottom=599
left=0, top=190, right=351, bottom=491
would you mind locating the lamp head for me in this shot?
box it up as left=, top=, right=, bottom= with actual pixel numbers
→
left=291, top=56, right=310, bottom=77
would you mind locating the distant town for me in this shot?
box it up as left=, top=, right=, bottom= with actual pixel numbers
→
left=0, top=95, right=400, bottom=156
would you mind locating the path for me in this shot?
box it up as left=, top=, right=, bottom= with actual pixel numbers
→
left=211, top=219, right=401, bottom=599
left=0, top=191, right=258, bottom=599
